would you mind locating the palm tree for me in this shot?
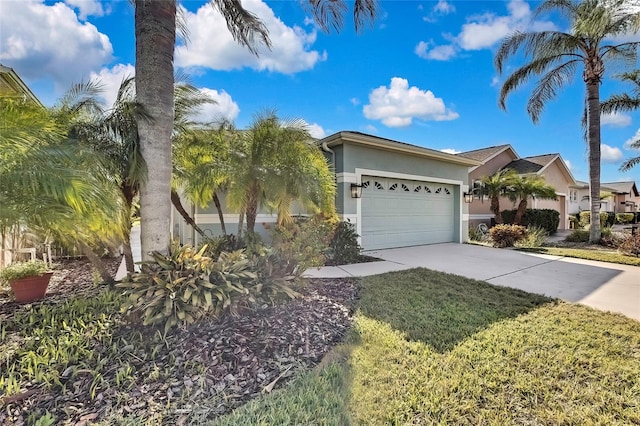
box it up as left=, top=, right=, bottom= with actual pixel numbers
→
left=134, top=0, right=377, bottom=259
left=601, top=70, right=640, bottom=171
left=507, top=176, right=558, bottom=225
left=481, top=169, right=519, bottom=225
left=225, top=111, right=336, bottom=237
left=495, top=0, right=640, bottom=243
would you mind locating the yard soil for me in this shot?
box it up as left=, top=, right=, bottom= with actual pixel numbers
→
left=0, top=258, right=359, bottom=425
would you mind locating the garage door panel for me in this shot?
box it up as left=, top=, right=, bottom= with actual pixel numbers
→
left=361, top=176, right=455, bottom=250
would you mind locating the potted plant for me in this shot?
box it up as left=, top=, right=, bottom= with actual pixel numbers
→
left=0, top=260, right=54, bottom=303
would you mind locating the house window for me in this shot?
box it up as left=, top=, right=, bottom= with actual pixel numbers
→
left=570, top=190, right=578, bottom=202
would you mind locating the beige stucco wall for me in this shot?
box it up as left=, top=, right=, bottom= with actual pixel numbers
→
left=468, top=150, right=517, bottom=217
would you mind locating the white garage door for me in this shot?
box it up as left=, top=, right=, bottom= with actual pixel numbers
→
left=361, top=176, right=455, bottom=250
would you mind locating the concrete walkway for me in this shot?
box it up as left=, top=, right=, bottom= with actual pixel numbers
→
left=304, top=243, right=640, bottom=321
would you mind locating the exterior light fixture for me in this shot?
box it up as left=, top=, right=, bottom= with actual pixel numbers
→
left=464, top=192, right=474, bottom=203
left=351, top=183, right=363, bottom=199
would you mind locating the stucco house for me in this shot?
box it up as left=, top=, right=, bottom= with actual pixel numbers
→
left=457, top=144, right=576, bottom=230
left=174, top=131, right=480, bottom=250
left=569, top=180, right=640, bottom=214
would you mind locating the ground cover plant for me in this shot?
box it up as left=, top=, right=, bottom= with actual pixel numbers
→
left=213, top=268, right=640, bottom=425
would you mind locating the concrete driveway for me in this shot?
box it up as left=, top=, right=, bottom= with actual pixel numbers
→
left=305, top=243, right=640, bottom=321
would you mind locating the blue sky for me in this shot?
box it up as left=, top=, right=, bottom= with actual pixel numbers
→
left=1, top=0, right=639, bottom=184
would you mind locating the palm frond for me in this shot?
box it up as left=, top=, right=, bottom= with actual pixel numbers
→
left=527, top=60, right=580, bottom=122
left=210, top=0, right=271, bottom=55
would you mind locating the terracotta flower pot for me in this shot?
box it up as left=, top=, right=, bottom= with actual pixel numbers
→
left=10, top=272, right=54, bottom=303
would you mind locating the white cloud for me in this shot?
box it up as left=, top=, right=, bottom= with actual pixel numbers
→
left=601, top=112, right=632, bottom=127
left=624, top=128, right=640, bottom=150
left=418, top=0, right=556, bottom=61
left=0, top=0, right=112, bottom=89
left=89, top=64, right=136, bottom=108
left=191, top=88, right=240, bottom=124
left=64, top=0, right=104, bottom=20
left=415, top=41, right=457, bottom=61
left=304, top=122, right=326, bottom=139
left=175, top=0, right=326, bottom=74
left=490, top=76, right=500, bottom=87
left=364, top=124, right=378, bottom=133
left=441, top=148, right=461, bottom=154
left=433, top=0, right=455, bottom=15
left=350, top=97, right=360, bottom=106
left=601, top=144, right=624, bottom=163
left=363, top=77, right=459, bottom=128
left=564, top=159, right=573, bottom=171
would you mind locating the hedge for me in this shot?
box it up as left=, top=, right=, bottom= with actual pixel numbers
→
left=500, top=209, right=560, bottom=234
left=616, top=213, right=635, bottom=224
left=578, top=211, right=615, bottom=228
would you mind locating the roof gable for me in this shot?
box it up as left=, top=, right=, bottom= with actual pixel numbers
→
left=601, top=181, right=640, bottom=196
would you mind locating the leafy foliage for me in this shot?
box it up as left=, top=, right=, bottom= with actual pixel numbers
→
left=489, top=224, right=527, bottom=248
left=618, top=234, right=640, bottom=257
left=515, top=226, right=549, bottom=248
left=579, top=211, right=613, bottom=229
left=615, top=213, right=635, bottom=224
left=501, top=209, right=560, bottom=234
left=0, top=260, right=49, bottom=284
left=327, top=221, right=363, bottom=265
left=566, top=229, right=590, bottom=243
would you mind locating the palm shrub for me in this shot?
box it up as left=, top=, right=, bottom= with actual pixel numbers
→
left=489, top=224, right=527, bottom=248
left=515, top=226, right=549, bottom=248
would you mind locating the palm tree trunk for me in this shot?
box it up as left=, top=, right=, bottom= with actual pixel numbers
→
left=236, top=209, right=245, bottom=248
left=122, top=185, right=135, bottom=274
left=491, top=196, right=503, bottom=224
left=213, top=192, right=227, bottom=235
left=586, top=80, right=602, bottom=243
left=135, top=0, right=176, bottom=259
left=170, top=190, right=209, bottom=239
left=245, top=188, right=259, bottom=234
left=77, top=241, right=114, bottom=285
left=514, top=200, right=527, bottom=225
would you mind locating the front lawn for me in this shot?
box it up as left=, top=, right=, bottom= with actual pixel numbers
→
left=214, top=269, right=640, bottom=425
left=518, top=246, right=640, bottom=266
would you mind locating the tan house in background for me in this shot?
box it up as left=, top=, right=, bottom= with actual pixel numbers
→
left=458, top=144, right=576, bottom=230
left=569, top=180, right=640, bottom=214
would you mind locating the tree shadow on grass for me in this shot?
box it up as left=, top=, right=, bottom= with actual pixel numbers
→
left=357, top=267, right=553, bottom=353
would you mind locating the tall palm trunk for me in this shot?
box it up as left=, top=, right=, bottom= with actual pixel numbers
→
left=135, top=0, right=176, bottom=259
left=586, top=80, right=602, bottom=243
left=491, top=196, right=503, bottom=224
left=514, top=199, right=528, bottom=225
left=245, top=186, right=260, bottom=234
left=213, top=192, right=227, bottom=235
left=77, top=241, right=114, bottom=285
left=170, top=190, right=209, bottom=239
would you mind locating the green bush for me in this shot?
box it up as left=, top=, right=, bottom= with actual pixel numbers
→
left=327, top=221, right=363, bottom=265
left=618, top=234, right=640, bottom=257
left=489, top=224, right=527, bottom=248
left=579, top=211, right=611, bottom=229
left=515, top=226, right=549, bottom=248
left=616, top=213, right=635, bottom=224
left=270, top=216, right=334, bottom=274
left=0, top=260, right=49, bottom=284
left=118, top=243, right=256, bottom=333
left=565, top=229, right=590, bottom=243
left=501, top=209, right=560, bottom=233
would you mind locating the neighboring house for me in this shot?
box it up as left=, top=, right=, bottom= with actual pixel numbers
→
left=1, top=64, right=44, bottom=266
left=457, top=145, right=576, bottom=230
left=569, top=180, right=640, bottom=214
left=174, top=131, right=480, bottom=250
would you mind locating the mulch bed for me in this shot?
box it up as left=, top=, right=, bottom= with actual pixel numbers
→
left=0, top=258, right=359, bottom=425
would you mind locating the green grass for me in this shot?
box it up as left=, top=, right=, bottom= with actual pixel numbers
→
left=518, top=246, right=640, bottom=266
left=213, top=268, right=640, bottom=425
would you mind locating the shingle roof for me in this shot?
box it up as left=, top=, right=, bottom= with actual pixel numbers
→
left=502, top=159, right=544, bottom=174
left=601, top=181, right=639, bottom=196
left=456, top=145, right=512, bottom=162
left=522, top=154, right=558, bottom=168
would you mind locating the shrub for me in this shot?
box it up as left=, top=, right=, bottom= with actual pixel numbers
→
left=118, top=243, right=256, bottom=333
left=565, top=229, right=590, bottom=243
left=489, top=224, right=527, bottom=248
left=327, top=221, right=363, bottom=265
left=0, top=260, right=49, bottom=285
left=515, top=226, right=549, bottom=248
left=618, top=234, right=640, bottom=257
left=468, top=226, right=484, bottom=241
left=579, top=211, right=611, bottom=229
left=501, top=209, right=559, bottom=233
left=616, top=213, right=635, bottom=224
left=270, top=216, right=335, bottom=274
left=569, top=214, right=580, bottom=229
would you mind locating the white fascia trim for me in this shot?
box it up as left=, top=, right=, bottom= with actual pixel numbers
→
left=556, top=192, right=567, bottom=196
left=339, top=214, right=358, bottom=223
left=195, top=213, right=279, bottom=224
left=469, top=214, right=495, bottom=220
left=337, top=172, right=357, bottom=183
left=462, top=214, right=470, bottom=221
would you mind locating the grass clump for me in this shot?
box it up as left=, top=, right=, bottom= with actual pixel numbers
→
left=518, top=246, right=640, bottom=266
